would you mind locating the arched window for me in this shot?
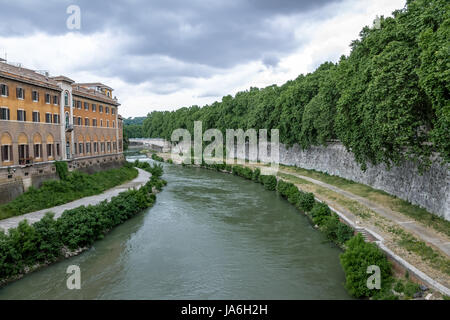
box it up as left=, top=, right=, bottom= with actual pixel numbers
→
left=65, top=112, right=70, bottom=128
left=64, top=92, right=69, bottom=106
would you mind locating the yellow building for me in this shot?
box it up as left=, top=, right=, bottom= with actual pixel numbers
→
left=0, top=60, right=124, bottom=188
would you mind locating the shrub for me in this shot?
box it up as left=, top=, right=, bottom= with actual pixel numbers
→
left=252, top=168, right=261, bottom=182
left=340, top=234, right=392, bottom=298
left=259, top=175, right=277, bottom=191
left=232, top=165, right=253, bottom=180
left=297, top=192, right=315, bottom=212
left=0, top=170, right=165, bottom=282
left=151, top=153, right=164, bottom=162
left=54, top=161, right=69, bottom=180
left=310, top=202, right=332, bottom=226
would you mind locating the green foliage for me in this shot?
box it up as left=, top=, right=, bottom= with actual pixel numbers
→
left=133, top=160, right=164, bottom=178
left=151, top=153, right=164, bottom=162
left=297, top=192, right=315, bottom=212
left=322, top=214, right=354, bottom=245
left=232, top=165, right=253, bottom=180
left=0, top=171, right=165, bottom=281
left=251, top=168, right=260, bottom=182
left=54, top=161, right=69, bottom=181
left=259, top=175, right=277, bottom=191
left=310, top=202, right=332, bottom=226
left=340, top=234, right=393, bottom=298
left=0, top=165, right=138, bottom=220
left=141, top=0, right=449, bottom=169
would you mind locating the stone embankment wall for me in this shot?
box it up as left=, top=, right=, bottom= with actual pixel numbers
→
left=277, top=142, right=449, bottom=220
left=0, top=154, right=125, bottom=204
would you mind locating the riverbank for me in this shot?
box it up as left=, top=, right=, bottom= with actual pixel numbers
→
left=154, top=153, right=449, bottom=299
left=0, top=163, right=139, bottom=221
left=0, top=161, right=166, bottom=288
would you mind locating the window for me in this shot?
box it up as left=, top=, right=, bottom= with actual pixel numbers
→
left=111, top=108, right=115, bottom=115
left=92, top=119, right=97, bottom=127
left=79, top=143, right=84, bottom=154
left=113, top=142, right=117, bottom=151
left=45, top=93, right=50, bottom=104
left=105, top=106, right=110, bottom=114
left=53, top=95, right=59, bottom=105
left=16, top=87, right=24, bottom=99
left=72, top=99, right=75, bottom=108
left=47, top=144, right=53, bottom=157
left=56, top=143, right=60, bottom=156
left=32, top=111, right=40, bottom=123
left=65, top=112, right=70, bottom=126
left=85, top=118, right=89, bottom=126
left=19, top=144, right=29, bottom=162
left=53, top=114, right=60, bottom=124
left=34, top=144, right=42, bottom=159
left=100, top=119, right=103, bottom=127
left=65, top=92, right=69, bottom=106
left=1, top=145, right=12, bottom=162
left=84, top=102, right=89, bottom=111
left=107, top=142, right=111, bottom=152
left=112, top=120, right=115, bottom=128
left=0, top=84, right=8, bottom=97
left=17, top=109, right=26, bottom=121
left=99, top=105, right=103, bottom=113
left=94, top=142, right=98, bottom=153
left=107, top=120, right=109, bottom=128
left=32, top=90, right=39, bottom=102
left=86, top=142, right=91, bottom=154
left=45, top=113, right=52, bottom=123
left=77, top=117, right=82, bottom=126
left=92, top=104, right=96, bottom=112
left=77, top=101, right=82, bottom=109
left=0, top=107, right=10, bottom=120
left=101, top=142, right=105, bottom=152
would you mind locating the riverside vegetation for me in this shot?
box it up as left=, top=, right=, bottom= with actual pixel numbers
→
left=0, top=161, right=138, bottom=220
left=181, top=160, right=427, bottom=299
left=127, top=0, right=449, bottom=171
left=0, top=160, right=166, bottom=286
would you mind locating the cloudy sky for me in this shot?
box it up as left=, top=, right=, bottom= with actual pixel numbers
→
left=0, top=0, right=405, bottom=118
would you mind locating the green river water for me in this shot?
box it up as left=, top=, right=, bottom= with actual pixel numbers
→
left=0, top=156, right=350, bottom=299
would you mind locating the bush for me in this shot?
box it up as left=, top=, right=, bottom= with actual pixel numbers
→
left=259, top=175, right=277, bottom=191
left=151, top=153, right=164, bottom=162
left=0, top=169, right=166, bottom=281
left=297, top=192, right=315, bottom=212
left=232, top=165, right=253, bottom=180
left=310, top=202, right=332, bottom=226
left=340, top=234, right=392, bottom=298
left=54, top=161, right=69, bottom=180
left=252, top=168, right=261, bottom=182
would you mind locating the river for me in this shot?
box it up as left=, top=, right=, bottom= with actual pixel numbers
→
left=0, top=156, right=350, bottom=299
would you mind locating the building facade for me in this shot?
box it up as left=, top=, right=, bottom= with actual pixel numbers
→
left=0, top=60, right=125, bottom=202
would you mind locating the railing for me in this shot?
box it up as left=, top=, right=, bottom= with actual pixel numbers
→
left=18, top=158, right=33, bottom=165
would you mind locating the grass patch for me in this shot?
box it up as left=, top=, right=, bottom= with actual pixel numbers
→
left=280, top=165, right=450, bottom=237
left=388, top=226, right=450, bottom=276
left=0, top=163, right=138, bottom=220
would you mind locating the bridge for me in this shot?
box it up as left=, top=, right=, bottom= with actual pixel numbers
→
left=129, top=138, right=171, bottom=152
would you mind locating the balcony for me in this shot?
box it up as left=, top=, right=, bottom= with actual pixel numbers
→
left=65, top=124, right=74, bottom=132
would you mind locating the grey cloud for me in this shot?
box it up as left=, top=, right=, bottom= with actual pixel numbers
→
left=0, top=0, right=343, bottom=90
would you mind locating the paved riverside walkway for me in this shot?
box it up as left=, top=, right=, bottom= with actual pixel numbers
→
left=0, top=168, right=150, bottom=232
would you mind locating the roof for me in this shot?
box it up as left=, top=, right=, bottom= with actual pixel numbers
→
left=72, top=84, right=120, bottom=106
left=0, top=61, right=61, bottom=91
left=75, top=82, right=113, bottom=91
left=50, top=75, right=75, bottom=84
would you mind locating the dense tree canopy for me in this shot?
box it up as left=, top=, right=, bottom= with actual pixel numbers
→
left=135, top=0, right=449, bottom=169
